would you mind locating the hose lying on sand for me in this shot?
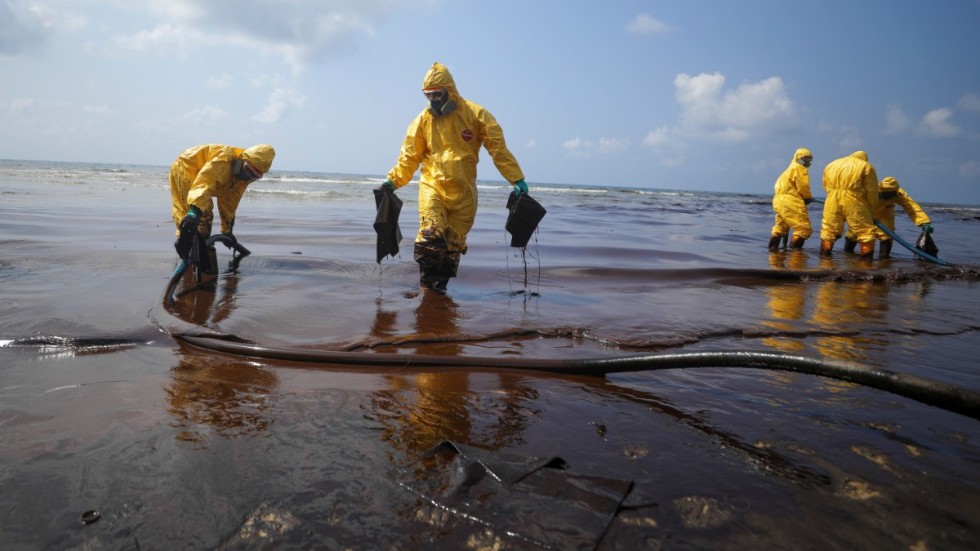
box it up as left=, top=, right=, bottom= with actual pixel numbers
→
left=175, top=336, right=980, bottom=421
left=163, top=243, right=980, bottom=422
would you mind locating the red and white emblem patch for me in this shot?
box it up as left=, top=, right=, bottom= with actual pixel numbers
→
left=461, top=129, right=473, bottom=141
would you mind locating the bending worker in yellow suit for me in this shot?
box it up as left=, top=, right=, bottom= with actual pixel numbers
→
left=819, top=151, right=879, bottom=257
left=843, top=176, right=933, bottom=258
left=380, top=62, right=528, bottom=292
left=768, top=147, right=815, bottom=250
left=169, top=144, right=276, bottom=245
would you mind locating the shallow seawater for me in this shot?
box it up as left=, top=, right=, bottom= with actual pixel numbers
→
left=2, top=160, right=979, bottom=549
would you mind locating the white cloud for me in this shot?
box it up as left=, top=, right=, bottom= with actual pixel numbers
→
left=642, top=126, right=670, bottom=148
left=886, top=105, right=912, bottom=134
left=626, top=13, right=669, bottom=35
left=561, top=137, right=592, bottom=158
left=525, top=139, right=537, bottom=149
left=109, top=23, right=201, bottom=57
left=921, top=108, right=961, bottom=138
left=598, top=137, right=629, bottom=153
left=561, top=136, right=629, bottom=157
left=957, top=93, right=980, bottom=113
left=28, top=3, right=87, bottom=32
left=252, top=87, right=307, bottom=124
left=111, top=0, right=408, bottom=73
left=179, top=105, right=228, bottom=124
left=673, top=72, right=798, bottom=142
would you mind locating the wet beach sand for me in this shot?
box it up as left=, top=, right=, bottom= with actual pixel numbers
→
left=2, top=160, right=979, bottom=549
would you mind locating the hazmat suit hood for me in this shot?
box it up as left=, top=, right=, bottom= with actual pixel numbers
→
left=880, top=176, right=900, bottom=192
left=241, top=144, right=276, bottom=174
left=792, top=148, right=813, bottom=168
left=422, top=62, right=460, bottom=98
left=793, top=148, right=812, bottom=163
left=850, top=151, right=868, bottom=162
left=422, top=62, right=461, bottom=116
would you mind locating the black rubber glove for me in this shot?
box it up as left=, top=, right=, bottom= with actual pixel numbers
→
left=179, top=205, right=203, bottom=233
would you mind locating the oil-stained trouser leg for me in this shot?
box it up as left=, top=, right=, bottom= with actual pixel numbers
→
left=414, top=234, right=460, bottom=292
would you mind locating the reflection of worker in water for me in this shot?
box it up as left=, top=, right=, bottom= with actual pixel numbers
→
left=168, top=270, right=242, bottom=327
left=769, top=148, right=815, bottom=250
left=843, top=177, right=933, bottom=258
left=819, top=151, right=879, bottom=257
left=166, top=354, right=279, bottom=442
left=762, top=251, right=808, bottom=352
left=810, top=280, right=889, bottom=362
left=170, top=144, right=275, bottom=244
left=379, top=62, right=528, bottom=292
left=367, top=292, right=535, bottom=461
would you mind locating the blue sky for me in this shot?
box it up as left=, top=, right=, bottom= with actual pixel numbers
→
left=2, top=0, right=979, bottom=204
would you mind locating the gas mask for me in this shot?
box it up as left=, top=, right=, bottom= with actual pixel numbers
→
left=424, top=89, right=456, bottom=116
left=231, top=159, right=263, bottom=183
left=797, top=156, right=813, bottom=168
left=879, top=191, right=898, bottom=200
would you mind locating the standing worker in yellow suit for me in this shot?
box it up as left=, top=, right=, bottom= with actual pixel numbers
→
left=819, top=151, right=879, bottom=257
left=169, top=144, right=276, bottom=249
left=843, top=176, right=933, bottom=258
left=768, top=147, right=815, bottom=250
left=380, top=62, right=529, bottom=292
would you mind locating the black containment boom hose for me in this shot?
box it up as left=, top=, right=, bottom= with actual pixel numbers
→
left=176, top=336, right=980, bottom=421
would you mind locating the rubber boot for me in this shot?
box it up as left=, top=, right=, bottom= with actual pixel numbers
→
left=414, top=238, right=458, bottom=293
left=843, top=237, right=857, bottom=253
left=789, top=236, right=806, bottom=249
left=820, top=240, right=834, bottom=256
left=859, top=241, right=875, bottom=257
left=879, top=239, right=893, bottom=259
left=768, top=235, right=782, bottom=251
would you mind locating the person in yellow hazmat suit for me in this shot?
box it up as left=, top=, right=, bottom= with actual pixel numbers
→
left=819, top=151, right=879, bottom=257
left=379, top=62, right=528, bottom=292
left=169, top=144, right=276, bottom=246
left=768, top=148, right=815, bottom=250
left=843, top=176, right=933, bottom=258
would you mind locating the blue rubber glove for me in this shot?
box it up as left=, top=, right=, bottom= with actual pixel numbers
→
left=513, top=179, right=528, bottom=198
left=179, top=205, right=202, bottom=233
left=380, top=179, right=395, bottom=192
left=920, top=222, right=934, bottom=234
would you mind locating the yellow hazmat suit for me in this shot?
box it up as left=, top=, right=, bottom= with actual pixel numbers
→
left=169, top=144, right=275, bottom=237
left=843, top=176, right=931, bottom=257
left=820, top=151, right=879, bottom=251
left=385, top=62, right=524, bottom=288
left=770, top=148, right=814, bottom=243
left=871, top=177, right=930, bottom=234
